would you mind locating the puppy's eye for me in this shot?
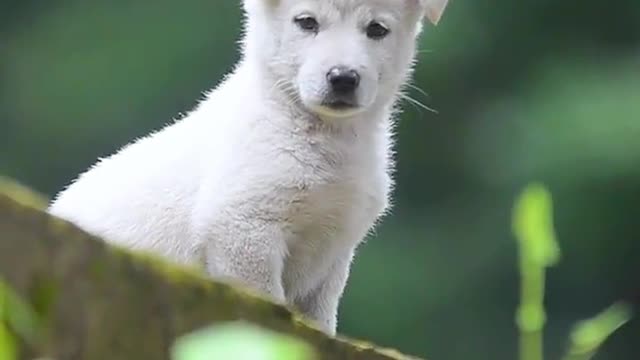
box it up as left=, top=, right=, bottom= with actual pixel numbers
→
left=366, top=21, right=390, bottom=39
left=294, top=15, right=319, bottom=33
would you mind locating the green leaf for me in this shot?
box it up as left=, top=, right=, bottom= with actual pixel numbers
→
left=0, top=280, right=41, bottom=346
left=171, top=322, right=317, bottom=360
left=0, top=324, right=18, bottom=360
left=564, top=302, right=633, bottom=360
left=0, top=282, right=18, bottom=360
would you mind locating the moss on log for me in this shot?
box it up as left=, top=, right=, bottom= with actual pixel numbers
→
left=0, top=184, right=421, bottom=360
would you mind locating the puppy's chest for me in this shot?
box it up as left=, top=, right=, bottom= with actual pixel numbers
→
left=279, top=145, right=386, bottom=298
left=280, top=138, right=387, bottom=243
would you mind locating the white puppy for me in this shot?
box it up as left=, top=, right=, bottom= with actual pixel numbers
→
left=49, top=0, right=449, bottom=335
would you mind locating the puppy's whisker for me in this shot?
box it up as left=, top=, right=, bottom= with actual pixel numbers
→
left=269, top=78, right=303, bottom=109
left=406, top=83, right=430, bottom=100
left=400, top=93, right=437, bottom=114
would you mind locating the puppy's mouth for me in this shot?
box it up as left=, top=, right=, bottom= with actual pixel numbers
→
left=323, top=99, right=358, bottom=110
left=302, top=93, right=365, bottom=119
left=313, top=98, right=363, bottom=118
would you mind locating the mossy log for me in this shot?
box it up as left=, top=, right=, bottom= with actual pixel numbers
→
left=0, top=184, right=422, bottom=360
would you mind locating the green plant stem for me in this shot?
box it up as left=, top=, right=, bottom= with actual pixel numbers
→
left=520, top=328, right=543, bottom=360
left=514, top=183, right=558, bottom=360
left=518, top=264, right=546, bottom=360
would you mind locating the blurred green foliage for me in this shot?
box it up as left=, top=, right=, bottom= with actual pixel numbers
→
left=563, top=302, right=632, bottom=360
left=512, top=184, right=630, bottom=360
left=171, top=322, right=317, bottom=360
left=0, top=279, right=41, bottom=360
left=1, top=0, right=639, bottom=359
left=0, top=309, right=17, bottom=360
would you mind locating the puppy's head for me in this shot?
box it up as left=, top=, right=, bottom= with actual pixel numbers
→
left=243, top=0, right=449, bottom=119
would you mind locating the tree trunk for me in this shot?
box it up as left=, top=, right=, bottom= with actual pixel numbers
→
left=0, top=184, right=421, bottom=360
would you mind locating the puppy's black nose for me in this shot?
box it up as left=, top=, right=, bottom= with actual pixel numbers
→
left=327, top=66, right=360, bottom=94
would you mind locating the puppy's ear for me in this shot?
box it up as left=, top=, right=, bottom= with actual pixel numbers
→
left=243, top=0, right=279, bottom=12
left=422, top=0, right=449, bottom=25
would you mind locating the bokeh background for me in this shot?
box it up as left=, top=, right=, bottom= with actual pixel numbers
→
left=1, top=1, right=639, bottom=359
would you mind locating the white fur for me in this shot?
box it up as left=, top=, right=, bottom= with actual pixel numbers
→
left=48, top=0, right=447, bottom=335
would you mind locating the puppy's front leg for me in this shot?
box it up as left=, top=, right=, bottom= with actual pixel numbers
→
left=203, top=220, right=288, bottom=303
left=295, top=250, right=355, bottom=336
